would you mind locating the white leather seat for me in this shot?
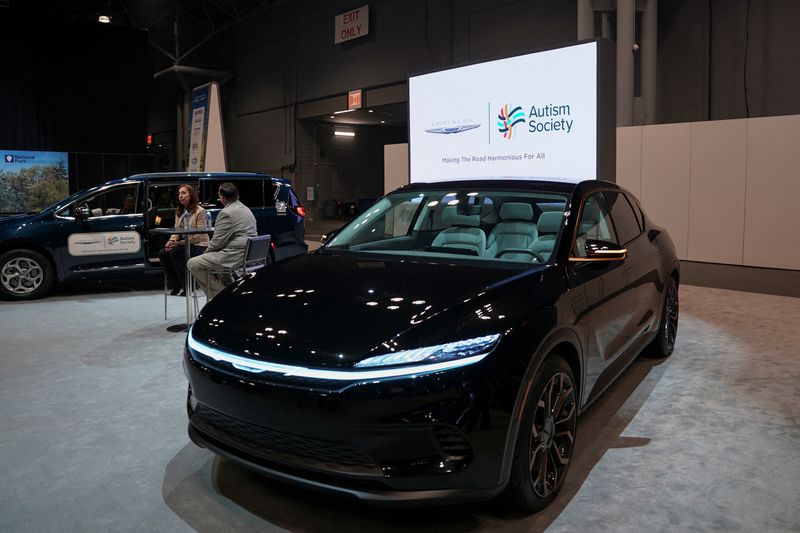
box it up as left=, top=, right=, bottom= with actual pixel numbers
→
left=486, top=203, right=538, bottom=261
left=532, top=211, right=564, bottom=260
left=431, top=207, right=486, bottom=256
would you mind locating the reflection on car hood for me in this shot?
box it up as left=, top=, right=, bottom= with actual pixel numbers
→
left=191, top=252, right=546, bottom=368
left=0, top=213, right=37, bottom=238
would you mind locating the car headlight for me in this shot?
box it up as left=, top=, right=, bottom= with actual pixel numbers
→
left=354, top=334, right=501, bottom=368
left=187, top=330, right=500, bottom=381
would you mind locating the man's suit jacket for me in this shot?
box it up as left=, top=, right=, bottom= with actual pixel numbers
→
left=204, top=200, right=258, bottom=269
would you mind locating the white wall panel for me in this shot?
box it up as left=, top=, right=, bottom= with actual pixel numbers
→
left=744, top=115, right=800, bottom=270
left=615, top=126, right=642, bottom=199
left=640, top=122, right=692, bottom=260
left=688, top=119, right=747, bottom=264
left=384, top=143, right=409, bottom=194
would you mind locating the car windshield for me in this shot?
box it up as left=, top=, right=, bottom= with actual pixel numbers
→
left=323, top=188, right=568, bottom=265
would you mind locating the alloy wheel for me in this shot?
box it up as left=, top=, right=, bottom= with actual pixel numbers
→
left=528, top=371, right=576, bottom=498
left=1, top=257, right=44, bottom=295
left=665, top=280, right=679, bottom=353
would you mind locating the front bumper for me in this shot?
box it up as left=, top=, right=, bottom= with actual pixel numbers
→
left=184, top=344, right=513, bottom=505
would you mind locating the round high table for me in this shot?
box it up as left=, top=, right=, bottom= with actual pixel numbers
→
left=150, top=226, right=213, bottom=332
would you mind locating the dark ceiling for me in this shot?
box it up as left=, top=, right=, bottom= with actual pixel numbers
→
left=5, top=0, right=279, bottom=73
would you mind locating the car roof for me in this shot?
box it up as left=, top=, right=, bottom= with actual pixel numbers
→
left=100, top=172, right=292, bottom=186
left=396, top=178, right=619, bottom=195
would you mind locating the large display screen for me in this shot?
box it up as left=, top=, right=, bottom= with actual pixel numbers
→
left=1, top=150, right=69, bottom=213
left=409, top=41, right=600, bottom=183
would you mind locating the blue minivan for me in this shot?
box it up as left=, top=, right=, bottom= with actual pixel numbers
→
left=0, top=172, right=307, bottom=300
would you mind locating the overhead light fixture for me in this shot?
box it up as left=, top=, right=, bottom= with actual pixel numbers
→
left=329, top=115, right=335, bottom=119
left=368, top=109, right=374, bottom=113
left=98, top=14, right=112, bottom=23
left=380, top=120, right=386, bottom=124
left=333, top=109, right=356, bottom=115
left=334, top=130, right=355, bottom=137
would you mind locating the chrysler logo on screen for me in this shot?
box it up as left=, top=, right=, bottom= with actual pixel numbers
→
left=4, top=155, right=12, bottom=163
left=425, top=124, right=480, bottom=135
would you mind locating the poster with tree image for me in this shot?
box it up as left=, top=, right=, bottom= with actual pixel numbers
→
left=1, top=151, right=69, bottom=213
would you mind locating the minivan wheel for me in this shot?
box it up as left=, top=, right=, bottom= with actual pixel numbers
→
left=645, top=276, right=679, bottom=358
left=501, top=355, right=577, bottom=513
left=0, top=249, right=54, bottom=300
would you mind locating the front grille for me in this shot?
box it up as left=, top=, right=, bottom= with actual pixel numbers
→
left=433, top=425, right=473, bottom=461
left=190, top=404, right=381, bottom=477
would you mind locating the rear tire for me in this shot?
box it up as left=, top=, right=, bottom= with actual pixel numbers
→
left=501, top=355, right=577, bottom=513
left=0, top=249, right=54, bottom=300
left=645, top=275, right=679, bottom=358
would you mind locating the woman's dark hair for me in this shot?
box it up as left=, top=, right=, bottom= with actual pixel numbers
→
left=218, top=182, right=239, bottom=202
left=175, top=184, right=200, bottom=216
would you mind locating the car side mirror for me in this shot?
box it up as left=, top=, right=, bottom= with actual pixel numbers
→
left=569, top=239, right=627, bottom=262
left=75, top=206, right=91, bottom=219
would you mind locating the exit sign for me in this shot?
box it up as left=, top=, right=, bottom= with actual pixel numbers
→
left=335, top=5, right=369, bottom=44
left=348, top=89, right=362, bottom=110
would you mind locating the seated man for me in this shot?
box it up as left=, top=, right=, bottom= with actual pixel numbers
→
left=119, top=194, right=137, bottom=214
left=187, top=182, right=257, bottom=300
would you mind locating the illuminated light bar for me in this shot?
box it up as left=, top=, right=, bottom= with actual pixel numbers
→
left=334, top=130, right=356, bottom=137
left=187, top=334, right=490, bottom=380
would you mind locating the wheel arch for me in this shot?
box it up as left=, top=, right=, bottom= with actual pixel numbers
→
left=0, top=240, right=60, bottom=279
left=497, top=326, right=584, bottom=488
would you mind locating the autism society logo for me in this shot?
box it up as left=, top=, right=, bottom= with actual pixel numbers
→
left=497, top=105, right=526, bottom=140
left=497, top=103, right=575, bottom=139
left=107, top=236, right=120, bottom=245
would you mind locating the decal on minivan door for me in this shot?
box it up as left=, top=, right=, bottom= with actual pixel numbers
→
left=68, top=231, right=141, bottom=256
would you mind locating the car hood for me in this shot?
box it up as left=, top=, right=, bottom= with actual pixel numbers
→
left=190, top=252, right=547, bottom=368
left=0, top=213, right=37, bottom=238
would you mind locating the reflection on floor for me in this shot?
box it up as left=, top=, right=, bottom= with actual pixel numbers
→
left=0, top=285, right=798, bottom=532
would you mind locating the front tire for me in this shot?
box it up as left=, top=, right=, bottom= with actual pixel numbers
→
left=501, top=355, right=577, bottom=513
left=0, top=249, right=54, bottom=300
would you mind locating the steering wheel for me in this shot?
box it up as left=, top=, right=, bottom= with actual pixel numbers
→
left=496, top=248, right=545, bottom=263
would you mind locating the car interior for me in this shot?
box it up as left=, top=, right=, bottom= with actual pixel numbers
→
left=328, top=191, right=569, bottom=264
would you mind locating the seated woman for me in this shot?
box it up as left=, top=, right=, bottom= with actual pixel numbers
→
left=158, top=184, right=209, bottom=296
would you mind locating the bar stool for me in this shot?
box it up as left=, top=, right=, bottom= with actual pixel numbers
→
left=203, top=234, right=272, bottom=303
left=164, top=270, right=200, bottom=320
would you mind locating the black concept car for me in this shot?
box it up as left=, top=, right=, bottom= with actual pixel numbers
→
left=184, top=179, right=680, bottom=513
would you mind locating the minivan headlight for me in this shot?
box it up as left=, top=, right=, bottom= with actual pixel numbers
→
left=354, top=334, right=501, bottom=368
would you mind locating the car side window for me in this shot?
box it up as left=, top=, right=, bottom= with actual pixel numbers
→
left=201, top=179, right=265, bottom=208
left=72, top=185, right=140, bottom=217
left=266, top=182, right=279, bottom=207
left=603, top=191, right=642, bottom=246
left=572, top=193, right=617, bottom=257
left=625, top=193, right=645, bottom=230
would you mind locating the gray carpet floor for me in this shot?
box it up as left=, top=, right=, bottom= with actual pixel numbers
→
left=0, top=284, right=798, bottom=532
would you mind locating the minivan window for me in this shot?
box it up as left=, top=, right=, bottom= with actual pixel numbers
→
left=71, top=184, right=140, bottom=217
left=201, top=179, right=266, bottom=208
